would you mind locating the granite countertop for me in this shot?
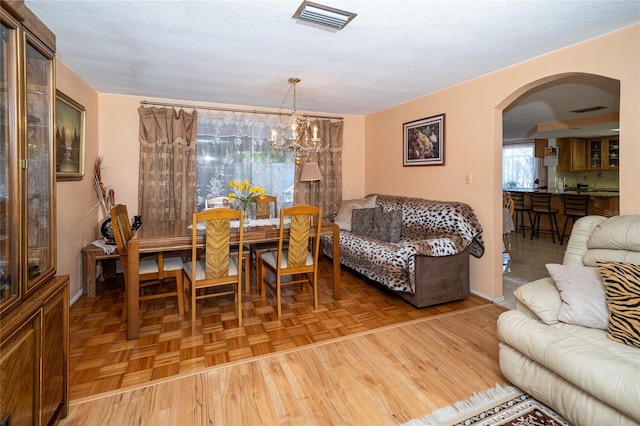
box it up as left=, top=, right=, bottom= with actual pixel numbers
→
left=506, top=188, right=619, bottom=197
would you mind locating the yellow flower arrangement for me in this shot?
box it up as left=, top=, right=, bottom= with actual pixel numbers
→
left=228, top=178, right=265, bottom=211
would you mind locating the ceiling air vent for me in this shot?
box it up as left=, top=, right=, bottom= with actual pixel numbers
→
left=293, top=1, right=357, bottom=30
left=570, top=105, right=607, bottom=113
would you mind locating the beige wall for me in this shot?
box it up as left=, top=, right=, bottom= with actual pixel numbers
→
left=364, top=24, right=640, bottom=300
left=55, top=60, right=100, bottom=299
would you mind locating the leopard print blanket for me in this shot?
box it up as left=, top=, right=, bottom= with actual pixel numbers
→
left=321, top=194, right=484, bottom=294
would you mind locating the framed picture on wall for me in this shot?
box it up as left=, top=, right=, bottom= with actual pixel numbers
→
left=403, top=113, right=445, bottom=166
left=55, top=90, right=86, bottom=181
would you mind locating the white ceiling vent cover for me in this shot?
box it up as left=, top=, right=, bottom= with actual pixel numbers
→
left=293, top=1, right=357, bottom=30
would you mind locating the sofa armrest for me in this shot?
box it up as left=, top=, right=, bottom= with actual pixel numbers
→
left=513, top=277, right=561, bottom=325
left=562, top=215, right=607, bottom=266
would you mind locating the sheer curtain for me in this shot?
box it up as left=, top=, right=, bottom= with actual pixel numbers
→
left=196, top=110, right=296, bottom=211
left=293, top=119, right=343, bottom=219
left=137, top=106, right=197, bottom=221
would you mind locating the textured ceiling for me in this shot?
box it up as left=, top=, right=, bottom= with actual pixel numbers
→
left=26, top=0, right=640, bottom=139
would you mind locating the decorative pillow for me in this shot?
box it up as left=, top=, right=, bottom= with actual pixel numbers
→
left=371, top=209, right=403, bottom=243
left=597, top=261, right=640, bottom=348
left=334, top=196, right=377, bottom=231
left=545, top=263, right=608, bottom=330
left=351, top=207, right=380, bottom=237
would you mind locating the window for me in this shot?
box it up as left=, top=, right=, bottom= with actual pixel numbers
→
left=196, top=112, right=296, bottom=211
left=503, top=143, right=535, bottom=189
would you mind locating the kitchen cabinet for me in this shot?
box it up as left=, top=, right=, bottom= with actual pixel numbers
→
left=590, top=195, right=619, bottom=217
left=587, top=137, right=619, bottom=171
left=605, top=137, right=619, bottom=170
left=587, top=138, right=603, bottom=170
left=534, top=139, right=548, bottom=158
left=557, top=137, right=586, bottom=171
left=0, top=2, right=68, bottom=424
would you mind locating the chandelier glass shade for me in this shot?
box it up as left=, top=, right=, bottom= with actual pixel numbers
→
left=270, top=77, right=321, bottom=165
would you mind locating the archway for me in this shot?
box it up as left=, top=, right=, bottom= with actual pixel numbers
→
left=497, top=73, right=620, bottom=306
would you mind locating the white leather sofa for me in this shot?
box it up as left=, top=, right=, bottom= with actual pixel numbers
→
left=497, top=215, right=640, bottom=426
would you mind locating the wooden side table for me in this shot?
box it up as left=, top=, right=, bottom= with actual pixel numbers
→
left=81, top=244, right=119, bottom=297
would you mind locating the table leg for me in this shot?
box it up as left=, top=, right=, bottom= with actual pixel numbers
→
left=82, top=249, right=97, bottom=298
left=126, top=241, right=141, bottom=339
left=332, top=223, right=341, bottom=299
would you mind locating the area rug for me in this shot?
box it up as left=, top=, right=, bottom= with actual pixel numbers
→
left=403, top=384, right=571, bottom=426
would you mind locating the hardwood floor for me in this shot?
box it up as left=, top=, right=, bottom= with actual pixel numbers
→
left=61, top=303, right=507, bottom=425
left=68, top=257, right=491, bottom=401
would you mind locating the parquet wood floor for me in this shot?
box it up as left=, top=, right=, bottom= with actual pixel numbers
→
left=69, top=257, right=490, bottom=401
left=62, top=304, right=507, bottom=425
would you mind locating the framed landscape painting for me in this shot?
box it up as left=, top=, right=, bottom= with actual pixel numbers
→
left=55, top=90, right=86, bottom=181
left=403, top=113, right=445, bottom=166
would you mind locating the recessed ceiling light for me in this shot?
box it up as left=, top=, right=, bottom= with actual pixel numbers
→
left=570, top=105, right=607, bottom=114
left=293, top=1, right=357, bottom=30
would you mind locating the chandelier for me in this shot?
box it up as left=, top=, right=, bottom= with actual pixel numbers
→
left=270, top=77, right=321, bottom=165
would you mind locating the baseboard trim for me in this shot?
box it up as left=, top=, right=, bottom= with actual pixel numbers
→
left=470, top=288, right=504, bottom=304
left=69, top=288, right=83, bottom=306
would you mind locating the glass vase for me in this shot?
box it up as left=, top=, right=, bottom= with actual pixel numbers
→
left=243, top=206, right=251, bottom=226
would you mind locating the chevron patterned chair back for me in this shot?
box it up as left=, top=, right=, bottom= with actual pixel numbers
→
left=183, top=207, right=244, bottom=334
left=258, top=205, right=322, bottom=317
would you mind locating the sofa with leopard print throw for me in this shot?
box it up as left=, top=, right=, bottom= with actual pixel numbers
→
left=321, top=194, right=484, bottom=308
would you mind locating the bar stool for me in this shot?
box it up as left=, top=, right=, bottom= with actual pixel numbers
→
left=560, top=193, right=589, bottom=245
left=505, top=191, right=532, bottom=238
left=529, top=192, right=561, bottom=243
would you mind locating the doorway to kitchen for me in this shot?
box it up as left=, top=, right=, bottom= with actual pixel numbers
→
left=500, top=73, right=621, bottom=305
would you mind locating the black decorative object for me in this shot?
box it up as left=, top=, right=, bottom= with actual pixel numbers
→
left=100, top=218, right=115, bottom=244
left=132, top=215, right=142, bottom=232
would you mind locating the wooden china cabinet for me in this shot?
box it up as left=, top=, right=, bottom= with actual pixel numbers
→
left=0, top=1, right=69, bottom=425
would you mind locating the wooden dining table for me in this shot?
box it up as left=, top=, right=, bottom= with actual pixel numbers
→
left=125, top=219, right=341, bottom=339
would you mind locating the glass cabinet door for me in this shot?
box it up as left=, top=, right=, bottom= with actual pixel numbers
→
left=587, top=139, right=602, bottom=170
left=607, top=137, right=619, bottom=169
left=0, top=19, right=17, bottom=308
left=24, top=36, right=54, bottom=293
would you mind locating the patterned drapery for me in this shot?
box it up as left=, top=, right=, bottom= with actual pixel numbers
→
left=294, top=119, right=343, bottom=219
left=137, top=106, right=197, bottom=221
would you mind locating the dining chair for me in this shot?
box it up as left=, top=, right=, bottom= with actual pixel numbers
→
left=505, top=191, right=532, bottom=238
left=559, top=193, right=589, bottom=245
left=258, top=205, right=322, bottom=317
left=203, top=195, right=250, bottom=293
left=183, top=207, right=244, bottom=335
left=502, top=193, right=515, bottom=258
left=205, top=196, right=231, bottom=210
left=249, top=195, right=280, bottom=291
left=110, top=204, right=185, bottom=321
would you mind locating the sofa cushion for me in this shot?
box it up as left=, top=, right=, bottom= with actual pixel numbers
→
left=546, top=263, right=608, bottom=330
left=334, top=196, right=377, bottom=231
left=588, top=215, right=640, bottom=252
left=582, top=215, right=640, bottom=267
left=597, top=261, right=640, bottom=349
left=513, top=278, right=562, bottom=325
left=351, top=207, right=380, bottom=237
left=371, top=209, right=402, bottom=243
